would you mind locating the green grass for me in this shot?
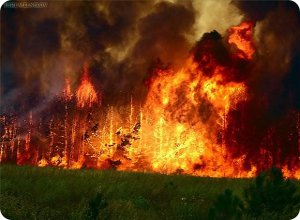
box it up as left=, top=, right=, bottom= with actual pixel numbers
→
left=0, top=165, right=299, bottom=220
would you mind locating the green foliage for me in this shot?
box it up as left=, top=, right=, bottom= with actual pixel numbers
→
left=208, top=189, right=244, bottom=220
left=85, top=192, right=108, bottom=220
left=244, top=167, right=300, bottom=219
left=132, top=196, right=150, bottom=210
left=1, top=165, right=299, bottom=220
left=149, top=181, right=177, bottom=209
left=208, top=167, right=300, bottom=220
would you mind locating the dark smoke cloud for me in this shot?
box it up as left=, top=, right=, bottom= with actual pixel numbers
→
left=232, top=0, right=280, bottom=21
left=1, top=1, right=196, bottom=112
left=133, top=1, right=194, bottom=66
left=119, top=1, right=195, bottom=103
left=234, top=1, right=300, bottom=118
left=1, top=4, right=67, bottom=114
left=88, top=1, right=195, bottom=105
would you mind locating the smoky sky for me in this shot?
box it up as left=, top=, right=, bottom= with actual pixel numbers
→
left=1, top=1, right=197, bottom=111
left=0, top=1, right=299, bottom=116
left=1, top=1, right=299, bottom=109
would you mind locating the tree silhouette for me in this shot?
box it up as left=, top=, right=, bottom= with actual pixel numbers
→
left=86, top=192, right=108, bottom=220
left=208, top=189, right=244, bottom=220
left=244, top=167, right=300, bottom=219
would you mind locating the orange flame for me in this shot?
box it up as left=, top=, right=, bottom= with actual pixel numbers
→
left=139, top=55, right=250, bottom=177
left=76, top=64, right=98, bottom=108
left=228, top=21, right=255, bottom=60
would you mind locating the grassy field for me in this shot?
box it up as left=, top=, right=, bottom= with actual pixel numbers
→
left=0, top=165, right=299, bottom=220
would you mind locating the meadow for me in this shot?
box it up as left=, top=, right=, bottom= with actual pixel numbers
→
left=0, top=165, right=299, bottom=220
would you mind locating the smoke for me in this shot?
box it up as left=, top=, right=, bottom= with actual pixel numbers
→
left=124, top=1, right=195, bottom=102
left=1, top=1, right=199, bottom=111
left=192, top=0, right=243, bottom=39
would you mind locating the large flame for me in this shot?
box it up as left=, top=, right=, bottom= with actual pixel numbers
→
left=140, top=53, right=250, bottom=177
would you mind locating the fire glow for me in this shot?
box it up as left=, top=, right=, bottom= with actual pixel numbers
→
left=76, top=64, right=99, bottom=108
left=1, top=21, right=299, bottom=179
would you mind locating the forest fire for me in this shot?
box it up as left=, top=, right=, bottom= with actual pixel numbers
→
left=1, top=4, right=300, bottom=180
